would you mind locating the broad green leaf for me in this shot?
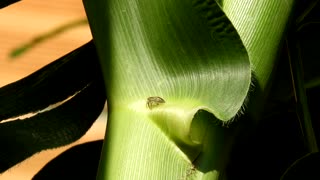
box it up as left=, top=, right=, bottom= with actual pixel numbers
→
left=85, top=0, right=251, bottom=122
left=221, top=0, right=295, bottom=91
left=84, top=0, right=251, bottom=179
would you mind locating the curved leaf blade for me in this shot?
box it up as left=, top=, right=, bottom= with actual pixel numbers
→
left=0, top=42, right=106, bottom=172
left=0, top=41, right=99, bottom=121
left=221, top=0, right=295, bottom=90
left=0, top=79, right=106, bottom=172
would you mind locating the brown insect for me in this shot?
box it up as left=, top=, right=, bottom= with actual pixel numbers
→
left=185, top=164, right=196, bottom=179
left=179, top=164, right=197, bottom=180
left=146, top=96, right=165, bottom=109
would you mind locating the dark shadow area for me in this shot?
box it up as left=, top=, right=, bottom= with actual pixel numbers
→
left=226, top=1, right=320, bottom=179
left=33, top=140, right=103, bottom=180
left=281, top=152, right=320, bottom=180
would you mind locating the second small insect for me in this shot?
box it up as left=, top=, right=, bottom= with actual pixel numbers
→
left=146, top=96, right=165, bottom=109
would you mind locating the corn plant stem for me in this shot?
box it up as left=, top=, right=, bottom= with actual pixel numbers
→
left=286, top=37, right=318, bottom=153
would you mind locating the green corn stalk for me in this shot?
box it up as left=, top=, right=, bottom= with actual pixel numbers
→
left=82, top=0, right=295, bottom=179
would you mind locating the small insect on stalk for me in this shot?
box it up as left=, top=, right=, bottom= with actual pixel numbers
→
left=179, top=164, right=197, bottom=180
left=146, top=96, right=165, bottom=109
left=185, top=164, right=196, bottom=179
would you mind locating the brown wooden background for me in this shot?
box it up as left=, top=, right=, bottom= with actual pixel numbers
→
left=0, top=1, right=106, bottom=179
